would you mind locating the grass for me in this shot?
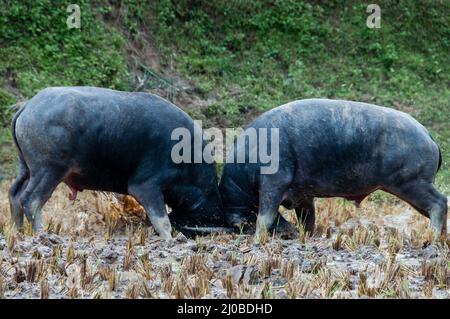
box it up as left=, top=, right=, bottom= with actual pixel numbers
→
left=148, top=0, right=450, bottom=192
left=0, top=1, right=449, bottom=191
left=0, top=1, right=448, bottom=298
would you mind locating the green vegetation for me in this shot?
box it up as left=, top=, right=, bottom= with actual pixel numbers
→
left=0, top=0, right=129, bottom=178
left=0, top=0, right=449, bottom=193
left=148, top=0, right=449, bottom=191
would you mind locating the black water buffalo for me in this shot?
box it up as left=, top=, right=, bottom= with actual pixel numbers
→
left=9, top=87, right=225, bottom=240
left=219, top=99, right=447, bottom=240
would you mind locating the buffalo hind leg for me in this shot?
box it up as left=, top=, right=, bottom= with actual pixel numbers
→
left=128, top=181, right=172, bottom=241
left=9, top=160, right=29, bottom=230
left=19, top=167, right=64, bottom=232
left=385, top=181, right=447, bottom=238
left=295, top=197, right=316, bottom=235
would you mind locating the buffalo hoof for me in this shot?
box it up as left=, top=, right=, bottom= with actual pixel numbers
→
left=272, top=215, right=299, bottom=239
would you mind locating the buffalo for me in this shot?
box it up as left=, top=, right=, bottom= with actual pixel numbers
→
left=9, top=87, right=225, bottom=240
left=219, top=99, right=447, bottom=241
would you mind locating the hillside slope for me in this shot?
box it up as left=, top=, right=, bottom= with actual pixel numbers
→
left=0, top=0, right=449, bottom=192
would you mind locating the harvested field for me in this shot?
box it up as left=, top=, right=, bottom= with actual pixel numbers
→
left=0, top=181, right=448, bottom=299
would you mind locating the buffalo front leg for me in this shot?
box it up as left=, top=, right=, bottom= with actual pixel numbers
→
left=255, top=172, right=292, bottom=242
left=128, top=182, right=172, bottom=241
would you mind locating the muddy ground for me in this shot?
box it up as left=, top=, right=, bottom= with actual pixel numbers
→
left=0, top=182, right=449, bottom=299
